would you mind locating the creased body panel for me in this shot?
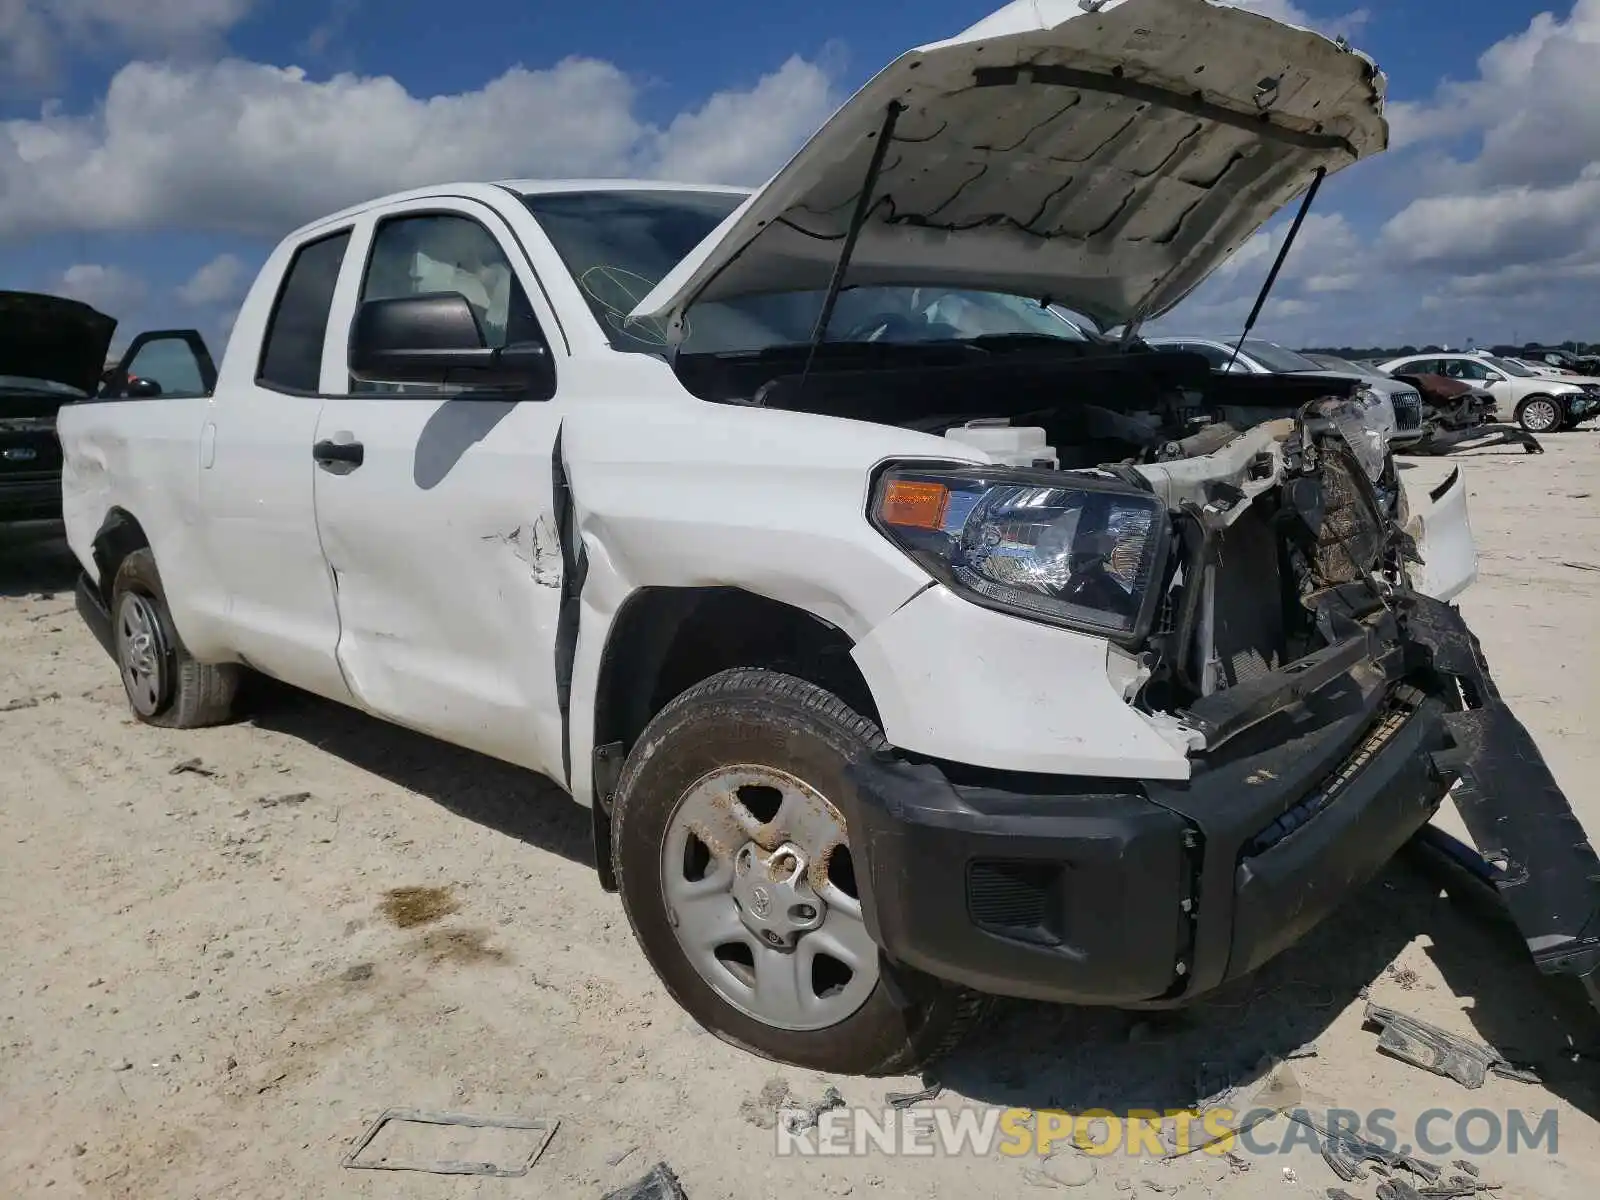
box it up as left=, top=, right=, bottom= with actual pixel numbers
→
left=58, top=395, right=231, bottom=657
left=558, top=401, right=984, bottom=807
left=851, top=584, right=1192, bottom=779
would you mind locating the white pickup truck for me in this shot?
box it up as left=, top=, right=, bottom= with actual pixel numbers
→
left=57, top=0, right=1600, bottom=1075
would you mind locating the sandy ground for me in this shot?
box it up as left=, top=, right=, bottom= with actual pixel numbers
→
left=3, top=433, right=1599, bottom=1200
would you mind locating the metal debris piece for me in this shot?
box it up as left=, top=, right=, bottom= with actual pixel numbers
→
left=885, top=1082, right=942, bottom=1109
left=1418, top=1178, right=1502, bottom=1199
left=1362, top=1002, right=1538, bottom=1089
left=1286, top=1040, right=1319, bottom=1060
left=603, top=1161, right=688, bottom=1199
left=606, top=1144, right=639, bottom=1167
left=1294, top=1113, right=1440, bottom=1184
left=1328, top=1190, right=1361, bottom=1200
left=169, top=757, right=215, bottom=777
left=341, top=1108, right=558, bottom=1176
left=1378, top=1180, right=1425, bottom=1200
left=1560, top=561, right=1600, bottom=573
left=1452, top=1161, right=1480, bottom=1178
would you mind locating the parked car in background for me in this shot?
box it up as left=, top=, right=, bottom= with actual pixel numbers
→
left=1304, top=353, right=1510, bottom=453
left=1, top=290, right=218, bottom=526
left=1377, top=351, right=1599, bottom=433
left=1491, top=345, right=1600, bottom=376
left=1144, top=335, right=1424, bottom=447
left=2, top=292, right=116, bottom=525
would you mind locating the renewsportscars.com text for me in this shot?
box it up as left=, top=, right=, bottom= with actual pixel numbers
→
left=774, top=1105, right=1559, bottom=1159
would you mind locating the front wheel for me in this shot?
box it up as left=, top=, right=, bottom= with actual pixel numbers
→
left=1516, top=394, right=1563, bottom=433
left=610, top=668, right=987, bottom=1075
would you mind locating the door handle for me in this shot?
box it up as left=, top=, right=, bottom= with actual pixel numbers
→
left=313, top=438, right=365, bottom=469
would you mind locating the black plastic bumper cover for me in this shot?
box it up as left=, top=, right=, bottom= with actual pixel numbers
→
left=842, top=595, right=1600, bottom=1008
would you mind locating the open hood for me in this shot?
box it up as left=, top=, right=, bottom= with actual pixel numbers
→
left=0, top=290, right=118, bottom=395
left=632, top=0, right=1387, bottom=337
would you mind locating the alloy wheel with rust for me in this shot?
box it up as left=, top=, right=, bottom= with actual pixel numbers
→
left=660, top=764, right=878, bottom=1032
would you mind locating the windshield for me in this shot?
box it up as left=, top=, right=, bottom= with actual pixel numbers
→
left=1481, top=355, right=1536, bottom=377
left=1241, top=339, right=1325, bottom=374
left=520, top=189, right=1092, bottom=355
left=1309, top=354, right=1384, bottom=379
left=0, top=374, right=85, bottom=396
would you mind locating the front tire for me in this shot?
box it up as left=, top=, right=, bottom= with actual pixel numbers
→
left=110, top=548, right=240, bottom=728
left=610, top=668, right=986, bottom=1075
left=1516, top=394, right=1563, bottom=433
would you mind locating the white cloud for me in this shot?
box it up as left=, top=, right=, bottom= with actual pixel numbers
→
left=177, top=252, right=247, bottom=305
left=0, top=52, right=838, bottom=239
left=50, top=262, right=147, bottom=311
left=0, top=0, right=252, bottom=84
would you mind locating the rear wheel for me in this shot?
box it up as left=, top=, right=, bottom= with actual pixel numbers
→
left=110, top=549, right=240, bottom=728
left=611, top=668, right=987, bottom=1075
left=1516, top=394, right=1563, bottom=433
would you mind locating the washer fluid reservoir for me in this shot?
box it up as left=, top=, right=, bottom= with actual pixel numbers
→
left=943, top=418, right=1059, bottom=469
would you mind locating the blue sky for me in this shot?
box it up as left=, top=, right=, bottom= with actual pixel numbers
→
left=4, top=0, right=1597, bottom=353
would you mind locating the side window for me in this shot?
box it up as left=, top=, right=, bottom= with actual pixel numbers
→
left=1395, top=358, right=1433, bottom=375
left=1185, top=342, right=1233, bottom=370
left=352, top=213, right=543, bottom=394
left=258, top=230, right=352, bottom=393
left=123, top=339, right=202, bottom=395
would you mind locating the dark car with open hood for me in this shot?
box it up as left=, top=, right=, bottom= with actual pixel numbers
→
left=2, top=291, right=217, bottom=525
left=1, top=291, right=117, bottom=524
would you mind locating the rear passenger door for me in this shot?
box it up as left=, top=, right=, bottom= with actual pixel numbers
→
left=309, top=199, right=570, bottom=777
left=197, top=228, right=357, bottom=705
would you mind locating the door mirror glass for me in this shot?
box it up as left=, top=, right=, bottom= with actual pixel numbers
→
left=348, top=293, right=553, bottom=392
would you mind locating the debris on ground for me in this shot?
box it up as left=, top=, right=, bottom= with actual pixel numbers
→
left=885, top=1082, right=942, bottom=1109
left=1286, top=1040, right=1319, bottom=1060
left=1560, top=561, right=1600, bottom=572
left=1168, top=1058, right=1301, bottom=1158
left=1282, top=1166, right=1297, bottom=1183
left=256, top=791, right=311, bottom=808
left=602, top=1161, right=689, bottom=1199
left=1452, top=1161, right=1481, bottom=1177
left=168, top=757, right=216, bottom=777
left=340, top=1108, right=557, bottom=1176
left=1362, top=1002, right=1539, bottom=1088
left=606, top=1144, right=639, bottom=1167
left=1378, top=1181, right=1425, bottom=1200
left=781, top=1085, right=845, bottom=1135
left=1418, top=1176, right=1504, bottom=1198
left=1293, top=1112, right=1441, bottom=1184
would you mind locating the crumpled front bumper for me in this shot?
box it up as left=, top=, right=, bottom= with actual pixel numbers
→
left=840, top=596, right=1600, bottom=1008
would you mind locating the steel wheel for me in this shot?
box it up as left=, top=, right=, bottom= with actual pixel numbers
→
left=659, top=764, right=878, bottom=1032
left=1520, top=396, right=1561, bottom=433
left=115, top=590, right=169, bottom=717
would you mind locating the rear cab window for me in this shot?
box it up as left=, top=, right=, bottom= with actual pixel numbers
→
left=257, top=230, right=353, bottom=392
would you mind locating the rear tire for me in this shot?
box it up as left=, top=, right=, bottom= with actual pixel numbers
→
left=110, top=548, right=240, bottom=728
left=611, top=667, right=987, bottom=1075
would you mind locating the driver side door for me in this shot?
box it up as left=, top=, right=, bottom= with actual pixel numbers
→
left=309, top=198, right=571, bottom=779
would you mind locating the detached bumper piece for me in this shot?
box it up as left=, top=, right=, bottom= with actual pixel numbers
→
left=1405, top=597, right=1600, bottom=1007
left=844, top=595, right=1600, bottom=1010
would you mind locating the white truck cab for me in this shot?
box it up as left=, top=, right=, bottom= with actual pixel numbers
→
left=57, top=0, right=1600, bottom=1073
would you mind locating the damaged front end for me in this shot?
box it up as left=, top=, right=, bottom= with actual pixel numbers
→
left=860, top=393, right=1599, bottom=1010
left=1136, top=397, right=1600, bottom=1005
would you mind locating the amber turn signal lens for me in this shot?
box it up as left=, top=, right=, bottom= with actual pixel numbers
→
left=880, top=479, right=949, bottom=530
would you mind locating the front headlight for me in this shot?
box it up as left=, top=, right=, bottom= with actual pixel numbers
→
left=1329, top=386, right=1396, bottom=481
left=870, top=465, right=1171, bottom=643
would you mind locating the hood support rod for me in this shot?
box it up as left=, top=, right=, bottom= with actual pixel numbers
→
left=796, top=101, right=904, bottom=396
left=1225, top=165, right=1326, bottom=372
